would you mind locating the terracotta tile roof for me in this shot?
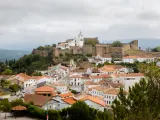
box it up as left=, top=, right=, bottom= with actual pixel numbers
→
left=112, top=73, right=144, bottom=78
left=62, top=97, right=77, bottom=105
left=123, top=56, right=137, bottom=59
left=24, top=94, right=52, bottom=107
left=124, top=55, right=154, bottom=59
left=92, top=68, right=100, bottom=73
left=59, top=92, right=73, bottom=98
left=90, top=76, right=103, bottom=79
left=90, top=75, right=111, bottom=79
left=91, top=86, right=110, bottom=92
left=99, top=65, right=126, bottom=72
left=85, top=81, right=99, bottom=85
left=60, top=66, right=68, bottom=71
left=99, top=80, right=122, bottom=88
left=80, top=95, right=105, bottom=106
left=101, top=74, right=111, bottom=78
left=16, top=73, right=31, bottom=81
left=35, top=86, right=54, bottom=92
left=12, top=105, right=27, bottom=111
left=70, top=75, right=82, bottom=78
left=104, top=88, right=119, bottom=95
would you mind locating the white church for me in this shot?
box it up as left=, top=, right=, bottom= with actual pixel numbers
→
left=56, top=32, right=84, bottom=50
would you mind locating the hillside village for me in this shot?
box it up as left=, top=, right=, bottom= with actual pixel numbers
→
left=0, top=33, right=160, bottom=119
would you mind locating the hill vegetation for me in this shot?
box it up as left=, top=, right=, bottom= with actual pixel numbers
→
left=0, top=54, right=52, bottom=75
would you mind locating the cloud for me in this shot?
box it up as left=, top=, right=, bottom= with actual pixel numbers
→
left=0, top=0, right=160, bottom=50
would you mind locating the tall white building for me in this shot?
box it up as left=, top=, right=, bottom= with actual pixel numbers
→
left=68, top=32, right=84, bottom=48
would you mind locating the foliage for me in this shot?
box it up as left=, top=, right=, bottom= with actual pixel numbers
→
left=84, top=39, right=98, bottom=46
left=67, top=101, right=96, bottom=120
left=70, top=89, right=77, bottom=94
left=1, top=69, right=13, bottom=75
left=151, top=46, right=160, bottom=52
left=0, top=54, right=52, bottom=75
left=37, top=45, right=53, bottom=50
left=97, top=63, right=103, bottom=68
left=86, top=54, right=92, bottom=57
left=112, top=64, right=160, bottom=120
left=11, top=99, right=24, bottom=107
left=32, top=71, right=42, bottom=76
left=119, top=62, right=139, bottom=73
left=9, top=84, right=21, bottom=94
left=0, top=98, right=11, bottom=112
left=0, top=79, right=11, bottom=88
left=111, top=41, right=122, bottom=47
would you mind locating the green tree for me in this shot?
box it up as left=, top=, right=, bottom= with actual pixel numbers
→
left=0, top=79, right=11, bottom=88
left=0, top=99, right=11, bottom=119
left=32, top=71, right=42, bottom=76
left=9, top=84, right=21, bottom=94
left=11, top=99, right=24, bottom=107
left=111, top=41, right=122, bottom=47
left=152, top=46, right=160, bottom=52
left=112, top=64, right=160, bottom=120
left=68, top=101, right=96, bottom=120
left=1, top=69, right=13, bottom=75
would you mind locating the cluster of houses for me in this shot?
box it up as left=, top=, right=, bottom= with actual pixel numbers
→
left=1, top=51, right=154, bottom=112
left=0, top=62, right=146, bottom=111
left=89, top=54, right=155, bottom=65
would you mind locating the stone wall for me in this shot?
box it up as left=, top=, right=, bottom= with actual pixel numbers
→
left=122, top=44, right=131, bottom=52
left=70, top=46, right=83, bottom=54
left=83, top=44, right=93, bottom=55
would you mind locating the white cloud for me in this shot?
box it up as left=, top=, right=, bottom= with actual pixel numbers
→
left=0, top=0, right=160, bottom=50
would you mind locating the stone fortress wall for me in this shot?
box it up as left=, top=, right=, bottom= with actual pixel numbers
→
left=54, top=40, right=138, bottom=57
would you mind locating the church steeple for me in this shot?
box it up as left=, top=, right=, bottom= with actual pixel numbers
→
left=78, top=31, right=83, bottom=38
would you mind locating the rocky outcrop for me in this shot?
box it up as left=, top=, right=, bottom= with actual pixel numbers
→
left=32, top=49, right=49, bottom=57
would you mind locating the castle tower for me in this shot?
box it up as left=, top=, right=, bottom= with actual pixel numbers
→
left=130, top=40, right=138, bottom=50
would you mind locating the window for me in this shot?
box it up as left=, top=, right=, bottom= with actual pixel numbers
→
left=112, top=96, right=114, bottom=99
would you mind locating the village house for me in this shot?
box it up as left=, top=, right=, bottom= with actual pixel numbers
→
left=96, top=54, right=112, bottom=63
left=104, top=88, right=120, bottom=105
left=24, top=94, right=58, bottom=110
left=48, top=64, right=69, bottom=79
left=123, top=55, right=155, bottom=63
left=34, top=85, right=56, bottom=96
left=111, top=73, right=144, bottom=90
left=52, top=83, right=68, bottom=93
left=90, top=74, right=111, bottom=83
left=11, top=73, right=37, bottom=88
left=52, top=92, right=75, bottom=110
left=99, top=65, right=128, bottom=75
left=79, top=95, right=105, bottom=111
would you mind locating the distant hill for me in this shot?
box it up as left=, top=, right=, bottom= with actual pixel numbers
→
left=0, top=49, right=31, bottom=62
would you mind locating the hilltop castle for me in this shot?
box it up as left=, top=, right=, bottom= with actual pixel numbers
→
left=54, top=32, right=138, bottom=57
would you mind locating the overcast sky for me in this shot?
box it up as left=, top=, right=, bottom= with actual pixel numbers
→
left=0, top=0, right=160, bottom=50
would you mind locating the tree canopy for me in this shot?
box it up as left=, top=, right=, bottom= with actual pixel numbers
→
left=111, top=41, right=123, bottom=47
left=112, top=63, right=160, bottom=120
left=152, top=46, right=160, bottom=52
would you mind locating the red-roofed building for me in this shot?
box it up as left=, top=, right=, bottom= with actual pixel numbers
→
left=59, top=92, right=73, bottom=98
left=80, top=95, right=105, bottom=111
left=123, top=55, right=155, bottom=63
left=35, top=86, right=56, bottom=96
left=99, top=65, right=128, bottom=75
